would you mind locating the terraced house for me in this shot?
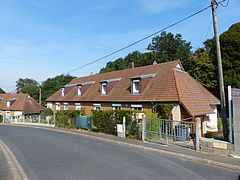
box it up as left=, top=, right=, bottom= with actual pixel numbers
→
left=46, top=60, right=220, bottom=134
left=0, top=93, right=44, bottom=118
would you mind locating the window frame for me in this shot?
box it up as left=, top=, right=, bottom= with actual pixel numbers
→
left=131, top=104, right=143, bottom=111
left=93, top=103, right=101, bottom=110
left=61, top=87, right=65, bottom=97
left=132, top=79, right=140, bottom=94
left=77, top=85, right=82, bottom=96
left=112, top=104, right=122, bottom=110
left=101, top=82, right=107, bottom=95
left=75, top=103, right=81, bottom=110
left=56, top=102, right=60, bottom=111
left=63, top=103, right=68, bottom=110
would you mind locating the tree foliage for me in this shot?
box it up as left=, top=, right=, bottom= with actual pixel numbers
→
left=100, top=31, right=192, bottom=74
left=147, top=32, right=192, bottom=68
left=0, top=88, right=5, bottom=94
left=16, top=78, right=39, bottom=100
left=202, top=22, right=240, bottom=97
left=187, top=48, right=217, bottom=91
left=41, top=74, right=75, bottom=104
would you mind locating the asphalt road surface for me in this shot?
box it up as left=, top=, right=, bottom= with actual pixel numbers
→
left=0, top=125, right=239, bottom=180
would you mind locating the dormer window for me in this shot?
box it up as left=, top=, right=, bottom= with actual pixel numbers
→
left=77, top=85, right=82, bottom=96
left=101, top=82, right=107, bottom=95
left=132, top=79, right=140, bottom=94
left=61, top=87, right=65, bottom=97
left=6, top=101, right=10, bottom=107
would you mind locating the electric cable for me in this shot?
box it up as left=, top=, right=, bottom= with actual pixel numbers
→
left=66, top=0, right=227, bottom=74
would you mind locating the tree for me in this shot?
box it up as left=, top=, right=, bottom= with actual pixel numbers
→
left=41, top=74, right=75, bottom=105
left=187, top=48, right=217, bottom=92
left=16, top=78, right=39, bottom=100
left=100, top=32, right=192, bottom=73
left=99, top=51, right=142, bottom=73
left=203, top=22, right=240, bottom=97
left=0, top=88, right=5, bottom=94
left=147, top=31, right=192, bottom=68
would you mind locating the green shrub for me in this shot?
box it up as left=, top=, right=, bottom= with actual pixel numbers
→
left=0, top=115, right=2, bottom=123
left=55, top=110, right=84, bottom=128
left=92, top=109, right=142, bottom=138
left=41, top=108, right=53, bottom=116
left=154, top=104, right=174, bottom=119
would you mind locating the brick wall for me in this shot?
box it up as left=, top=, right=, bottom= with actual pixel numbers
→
left=50, top=102, right=153, bottom=116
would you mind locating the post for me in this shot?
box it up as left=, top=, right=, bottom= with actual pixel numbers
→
left=195, top=118, right=201, bottom=151
left=142, top=116, right=146, bottom=141
left=123, top=116, right=126, bottom=138
left=228, top=86, right=233, bottom=143
left=233, top=98, right=240, bottom=154
left=3, top=115, right=5, bottom=123
left=38, top=115, right=41, bottom=124
left=165, top=121, right=168, bottom=144
left=211, top=0, right=228, bottom=141
left=39, top=85, right=42, bottom=105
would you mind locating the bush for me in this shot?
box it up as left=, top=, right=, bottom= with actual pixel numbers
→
left=205, top=131, right=223, bottom=140
left=55, top=110, right=84, bottom=128
left=0, top=115, right=2, bottom=123
left=92, top=109, right=142, bottom=139
left=154, top=104, right=174, bottom=119
left=41, top=108, right=53, bottom=116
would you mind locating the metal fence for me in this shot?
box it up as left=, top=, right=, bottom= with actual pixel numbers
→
left=3, top=115, right=55, bottom=127
left=143, top=118, right=194, bottom=144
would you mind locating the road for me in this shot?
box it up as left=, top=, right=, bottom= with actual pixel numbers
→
left=0, top=125, right=239, bottom=180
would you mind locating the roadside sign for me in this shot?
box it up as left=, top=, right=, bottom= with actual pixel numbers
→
left=228, top=86, right=240, bottom=143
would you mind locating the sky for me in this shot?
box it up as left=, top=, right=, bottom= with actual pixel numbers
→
left=0, top=0, right=239, bottom=92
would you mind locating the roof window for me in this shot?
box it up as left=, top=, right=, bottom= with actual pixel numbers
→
left=101, top=82, right=107, bottom=95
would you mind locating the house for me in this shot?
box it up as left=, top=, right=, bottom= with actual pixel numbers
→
left=0, top=93, right=44, bottom=118
left=46, top=60, right=220, bottom=134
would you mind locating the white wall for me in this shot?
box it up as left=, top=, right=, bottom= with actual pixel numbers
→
left=47, top=102, right=53, bottom=109
left=172, top=104, right=181, bottom=121
left=14, top=111, right=22, bottom=116
left=206, top=105, right=218, bottom=132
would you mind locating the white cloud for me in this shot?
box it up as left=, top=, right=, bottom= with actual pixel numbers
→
left=135, top=0, right=190, bottom=13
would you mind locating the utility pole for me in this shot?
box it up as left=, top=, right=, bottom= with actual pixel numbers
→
left=211, top=0, right=228, bottom=141
left=39, top=85, right=42, bottom=105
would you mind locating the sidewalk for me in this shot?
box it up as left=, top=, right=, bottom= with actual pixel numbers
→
left=57, top=127, right=240, bottom=168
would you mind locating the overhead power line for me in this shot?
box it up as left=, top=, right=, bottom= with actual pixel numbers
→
left=66, top=0, right=226, bottom=74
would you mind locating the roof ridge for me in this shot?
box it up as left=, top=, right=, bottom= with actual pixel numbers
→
left=173, top=70, right=181, bottom=102
left=73, top=60, right=180, bottom=81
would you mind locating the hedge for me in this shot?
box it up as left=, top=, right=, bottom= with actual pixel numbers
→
left=0, top=115, right=2, bottom=123
left=55, top=110, right=84, bottom=128
left=92, top=109, right=142, bottom=139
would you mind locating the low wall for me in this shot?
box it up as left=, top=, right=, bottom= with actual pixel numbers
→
left=199, top=138, right=234, bottom=156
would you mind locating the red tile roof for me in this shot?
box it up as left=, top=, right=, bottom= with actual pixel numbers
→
left=0, top=93, right=44, bottom=115
left=46, top=60, right=220, bottom=116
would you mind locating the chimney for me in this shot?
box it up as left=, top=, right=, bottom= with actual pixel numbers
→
left=153, top=61, right=158, bottom=65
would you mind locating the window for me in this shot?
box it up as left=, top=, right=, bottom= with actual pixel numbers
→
left=112, top=104, right=122, bottom=110
left=132, top=79, right=140, bottom=94
left=6, top=111, right=10, bottom=118
left=61, top=87, right=65, bottom=97
left=93, top=104, right=101, bottom=110
left=131, top=104, right=143, bottom=111
left=47, top=102, right=52, bottom=109
left=56, top=103, right=60, bottom=111
left=6, top=101, right=10, bottom=107
left=77, top=85, right=82, bottom=96
left=0, top=110, right=2, bottom=115
left=75, top=103, right=81, bottom=110
left=101, top=82, right=107, bottom=95
left=63, top=103, right=68, bottom=110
